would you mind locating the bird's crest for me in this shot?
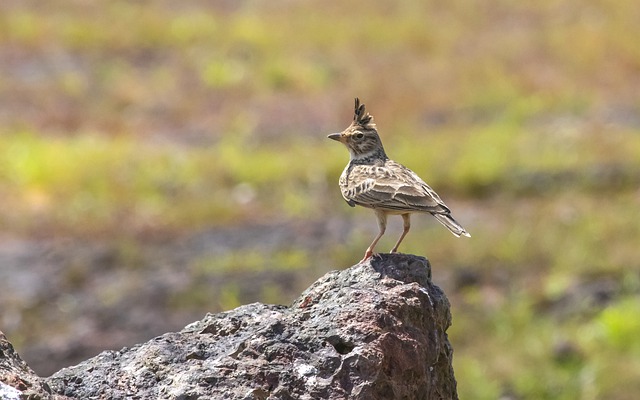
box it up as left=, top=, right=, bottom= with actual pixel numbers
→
left=353, top=98, right=376, bottom=129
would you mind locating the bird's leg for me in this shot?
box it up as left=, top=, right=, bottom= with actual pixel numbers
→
left=391, top=213, right=411, bottom=253
left=361, top=210, right=387, bottom=262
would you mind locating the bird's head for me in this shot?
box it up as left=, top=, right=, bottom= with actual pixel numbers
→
left=327, top=98, right=386, bottom=161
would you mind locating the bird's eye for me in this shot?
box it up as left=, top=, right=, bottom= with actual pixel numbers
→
left=355, top=132, right=364, bottom=139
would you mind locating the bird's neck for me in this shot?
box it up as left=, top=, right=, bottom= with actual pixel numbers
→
left=349, top=147, right=388, bottom=165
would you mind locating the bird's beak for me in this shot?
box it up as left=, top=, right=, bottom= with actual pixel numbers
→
left=327, top=133, right=343, bottom=142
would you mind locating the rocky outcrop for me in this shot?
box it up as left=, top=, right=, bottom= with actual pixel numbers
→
left=2, top=254, right=458, bottom=400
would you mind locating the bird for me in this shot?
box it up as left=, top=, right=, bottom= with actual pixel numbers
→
left=328, top=98, right=470, bottom=262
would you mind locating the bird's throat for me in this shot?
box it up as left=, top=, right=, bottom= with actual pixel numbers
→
left=349, top=148, right=387, bottom=164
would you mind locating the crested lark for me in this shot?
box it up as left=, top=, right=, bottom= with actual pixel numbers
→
left=328, top=98, right=470, bottom=262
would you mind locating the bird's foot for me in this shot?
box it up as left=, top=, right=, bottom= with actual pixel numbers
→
left=360, top=251, right=382, bottom=263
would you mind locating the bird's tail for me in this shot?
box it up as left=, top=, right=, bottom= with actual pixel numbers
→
left=433, top=213, right=471, bottom=238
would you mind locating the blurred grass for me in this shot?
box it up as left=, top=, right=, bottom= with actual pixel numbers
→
left=1, top=0, right=640, bottom=397
left=2, top=126, right=638, bottom=236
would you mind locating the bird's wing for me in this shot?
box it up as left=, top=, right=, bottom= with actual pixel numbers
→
left=342, top=161, right=450, bottom=213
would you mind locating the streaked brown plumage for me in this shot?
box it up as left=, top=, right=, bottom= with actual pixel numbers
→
left=328, top=98, right=470, bottom=261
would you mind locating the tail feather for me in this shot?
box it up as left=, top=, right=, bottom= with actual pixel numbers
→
left=432, top=213, right=471, bottom=238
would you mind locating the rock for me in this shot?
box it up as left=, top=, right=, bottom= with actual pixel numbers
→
left=0, top=331, right=69, bottom=400
left=4, top=254, right=458, bottom=400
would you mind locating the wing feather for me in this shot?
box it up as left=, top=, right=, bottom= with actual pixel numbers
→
left=340, top=160, right=450, bottom=213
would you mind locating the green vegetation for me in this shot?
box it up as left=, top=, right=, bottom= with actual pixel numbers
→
left=1, top=0, right=639, bottom=397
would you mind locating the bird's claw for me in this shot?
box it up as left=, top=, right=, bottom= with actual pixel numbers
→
left=360, top=251, right=382, bottom=263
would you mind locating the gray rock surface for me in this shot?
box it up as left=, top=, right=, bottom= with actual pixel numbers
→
left=0, top=331, right=69, bottom=400
left=3, top=254, right=458, bottom=400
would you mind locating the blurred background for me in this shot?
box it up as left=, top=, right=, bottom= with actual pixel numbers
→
left=1, top=0, right=639, bottom=398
